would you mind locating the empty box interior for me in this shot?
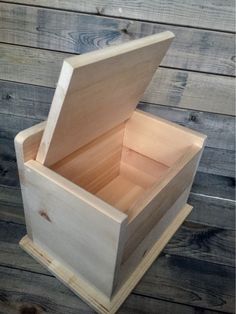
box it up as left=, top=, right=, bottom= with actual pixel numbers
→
left=51, top=110, right=201, bottom=221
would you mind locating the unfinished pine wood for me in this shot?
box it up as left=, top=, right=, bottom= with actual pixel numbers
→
left=14, top=122, right=46, bottom=238
left=2, top=0, right=234, bottom=31
left=20, top=202, right=193, bottom=314
left=124, top=110, right=205, bottom=167
left=123, top=146, right=203, bottom=262
left=51, top=123, right=125, bottom=194
left=36, top=32, right=174, bottom=166
left=96, top=175, right=144, bottom=215
left=120, top=146, right=169, bottom=189
left=118, top=187, right=191, bottom=285
left=48, top=108, right=205, bottom=219
left=23, top=160, right=127, bottom=297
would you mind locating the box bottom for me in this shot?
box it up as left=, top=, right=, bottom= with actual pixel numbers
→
left=20, top=203, right=192, bottom=314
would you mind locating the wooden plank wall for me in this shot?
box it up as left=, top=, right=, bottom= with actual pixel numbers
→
left=0, top=1, right=235, bottom=313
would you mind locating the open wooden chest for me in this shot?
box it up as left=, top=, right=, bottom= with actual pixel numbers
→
left=15, top=32, right=206, bottom=314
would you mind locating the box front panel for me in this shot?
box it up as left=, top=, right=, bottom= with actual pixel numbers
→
left=22, top=160, right=127, bottom=298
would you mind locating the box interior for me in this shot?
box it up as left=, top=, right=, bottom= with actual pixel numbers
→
left=50, top=111, right=198, bottom=220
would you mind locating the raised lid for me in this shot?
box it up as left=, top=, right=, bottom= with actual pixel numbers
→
left=36, top=31, right=174, bottom=166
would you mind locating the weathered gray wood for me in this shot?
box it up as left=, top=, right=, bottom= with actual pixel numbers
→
left=1, top=81, right=234, bottom=151
left=0, top=44, right=234, bottom=114
left=136, top=254, right=234, bottom=313
left=192, top=172, right=235, bottom=201
left=188, top=193, right=235, bottom=231
left=0, top=266, right=223, bottom=314
left=0, top=3, right=235, bottom=75
left=0, top=186, right=24, bottom=224
left=0, top=113, right=40, bottom=140
left=199, top=147, right=235, bottom=178
left=1, top=0, right=234, bottom=32
left=0, top=219, right=234, bottom=312
left=165, top=221, right=235, bottom=267
left=142, top=70, right=235, bottom=116
left=1, top=90, right=234, bottom=151
left=0, top=80, right=52, bottom=119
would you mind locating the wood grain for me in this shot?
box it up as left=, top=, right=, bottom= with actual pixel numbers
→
left=0, top=219, right=234, bottom=313
left=192, top=172, right=235, bottom=200
left=136, top=254, right=234, bottom=313
left=1, top=0, right=234, bottom=32
left=0, top=265, right=223, bottom=314
left=35, top=32, right=174, bottom=165
left=188, top=193, right=235, bottom=230
left=0, top=1, right=234, bottom=313
left=1, top=81, right=234, bottom=151
left=165, top=221, right=235, bottom=267
left=0, top=3, right=235, bottom=75
left=0, top=44, right=234, bottom=115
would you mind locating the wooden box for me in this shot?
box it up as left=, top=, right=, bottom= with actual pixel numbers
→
left=15, top=32, right=206, bottom=314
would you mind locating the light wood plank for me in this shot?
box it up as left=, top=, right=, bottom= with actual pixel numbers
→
left=19, top=203, right=192, bottom=314
left=0, top=3, right=234, bottom=75
left=124, top=110, right=205, bottom=166
left=1, top=0, right=234, bottom=32
left=22, top=159, right=127, bottom=297
left=0, top=44, right=234, bottom=115
left=51, top=123, right=125, bottom=194
left=35, top=32, right=174, bottom=166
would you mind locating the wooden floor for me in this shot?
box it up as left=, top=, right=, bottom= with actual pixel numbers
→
left=0, top=0, right=235, bottom=313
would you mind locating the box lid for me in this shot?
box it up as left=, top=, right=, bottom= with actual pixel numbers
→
left=36, top=31, right=174, bottom=166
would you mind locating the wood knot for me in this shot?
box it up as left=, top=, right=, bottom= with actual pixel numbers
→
left=39, top=209, right=51, bottom=222
left=96, top=6, right=104, bottom=15
left=189, top=113, right=197, bottom=122
left=5, top=93, right=13, bottom=100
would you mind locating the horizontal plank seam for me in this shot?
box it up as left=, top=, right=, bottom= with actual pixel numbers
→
left=131, top=292, right=232, bottom=314
left=0, top=112, right=44, bottom=122
left=161, top=65, right=235, bottom=78
left=0, top=41, right=235, bottom=78
left=190, top=192, right=236, bottom=203
left=139, top=102, right=236, bottom=118
left=0, top=1, right=235, bottom=34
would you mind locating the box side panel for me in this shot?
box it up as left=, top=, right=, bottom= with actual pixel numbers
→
left=23, top=160, right=127, bottom=297
left=123, top=147, right=202, bottom=261
left=14, top=122, right=46, bottom=239
left=117, top=187, right=191, bottom=290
